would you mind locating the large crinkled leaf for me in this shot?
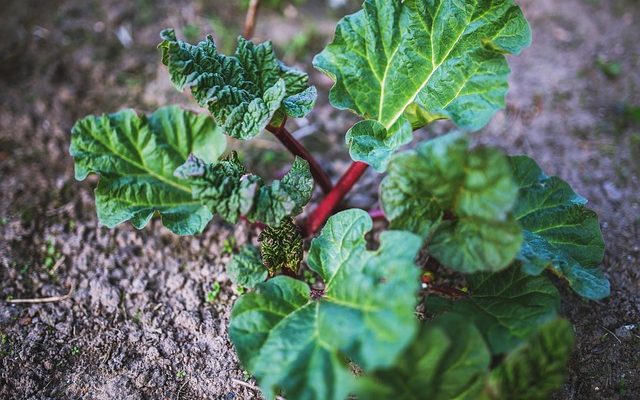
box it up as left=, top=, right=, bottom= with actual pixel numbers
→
left=314, top=0, right=531, bottom=171
left=160, top=29, right=317, bottom=140
left=230, top=209, right=423, bottom=400
left=70, top=106, right=226, bottom=235
left=427, top=267, right=560, bottom=355
left=227, top=245, right=268, bottom=289
left=174, top=152, right=261, bottom=223
left=357, top=314, right=490, bottom=400
left=175, top=154, right=313, bottom=226
left=381, top=132, right=522, bottom=273
left=482, top=319, right=574, bottom=400
left=510, top=156, right=609, bottom=300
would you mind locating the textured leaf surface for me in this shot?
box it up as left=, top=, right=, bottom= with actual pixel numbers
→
left=259, top=218, right=303, bottom=274
left=510, top=156, right=609, bottom=300
left=70, top=106, right=226, bottom=235
left=174, top=152, right=259, bottom=223
left=358, top=315, right=490, bottom=400
left=227, top=245, right=268, bottom=289
left=230, top=209, right=423, bottom=400
left=176, top=154, right=313, bottom=226
left=427, top=267, right=560, bottom=354
left=482, top=319, right=574, bottom=400
left=160, top=29, right=316, bottom=140
left=314, top=0, right=531, bottom=170
left=248, top=157, right=314, bottom=226
left=381, top=133, right=522, bottom=273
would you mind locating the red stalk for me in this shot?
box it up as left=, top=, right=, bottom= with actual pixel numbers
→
left=306, top=161, right=369, bottom=235
left=368, top=208, right=386, bottom=221
left=243, top=0, right=261, bottom=39
left=239, top=215, right=266, bottom=230
left=266, top=124, right=333, bottom=194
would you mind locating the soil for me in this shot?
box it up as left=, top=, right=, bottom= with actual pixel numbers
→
left=0, top=0, right=638, bottom=399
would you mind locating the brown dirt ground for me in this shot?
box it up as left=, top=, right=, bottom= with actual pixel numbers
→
left=0, top=0, right=638, bottom=399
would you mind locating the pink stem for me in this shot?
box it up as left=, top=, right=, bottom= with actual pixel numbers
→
left=266, top=124, right=333, bottom=194
left=368, top=208, right=386, bottom=221
left=306, top=161, right=369, bottom=235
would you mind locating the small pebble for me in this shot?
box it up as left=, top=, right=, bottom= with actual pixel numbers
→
left=603, top=182, right=623, bottom=202
left=614, top=324, right=636, bottom=339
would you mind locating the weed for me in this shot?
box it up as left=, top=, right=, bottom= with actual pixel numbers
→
left=597, top=57, right=622, bottom=79
left=205, top=282, right=221, bottom=303
left=223, top=237, right=236, bottom=255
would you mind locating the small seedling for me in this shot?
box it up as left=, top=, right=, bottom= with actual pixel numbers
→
left=132, top=309, right=143, bottom=324
left=597, top=57, right=622, bottom=79
left=0, top=332, right=12, bottom=358
left=205, top=282, right=221, bottom=303
left=616, top=376, right=626, bottom=395
left=242, top=370, right=252, bottom=381
left=42, top=239, right=61, bottom=271
left=223, top=237, right=236, bottom=255
left=176, top=370, right=187, bottom=380
left=622, top=104, right=640, bottom=126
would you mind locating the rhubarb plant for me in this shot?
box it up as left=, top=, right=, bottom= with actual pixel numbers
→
left=69, top=0, right=610, bottom=399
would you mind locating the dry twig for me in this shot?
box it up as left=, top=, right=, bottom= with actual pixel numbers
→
left=45, top=202, right=75, bottom=217
left=50, top=255, right=66, bottom=274
left=602, top=326, right=622, bottom=344
left=243, top=0, right=261, bottom=39
left=231, top=378, right=286, bottom=400
left=6, top=283, right=75, bottom=304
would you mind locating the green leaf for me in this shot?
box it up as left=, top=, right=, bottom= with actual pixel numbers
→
left=174, top=152, right=261, bottom=223
left=230, top=209, right=423, bottom=400
left=483, top=319, right=574, bottom=400
left=248, top=157, right=315, bottom=226
left=510, top=156, right=609, bottom=300
left=176, top=154, right=313, bottom=226
left=259, top=218, right=303, bottom=274
left=358, top=315, right=490, bottom=400
left=283, top=86, right=318, bottom=118
left=381, top=133, right=522, bottom=273
left=427, top=267, right=560, bottom=354
left=227, top=245, right=268, bottom=289
left=346, top=119, right=413, bottom=172
left=230, top=276, right=310, bottom=375
left=314, top=0, right=531, bottom=170
left=160, top=29, right=317, bottom=140
left=70, top=106, right=226, bottom=235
